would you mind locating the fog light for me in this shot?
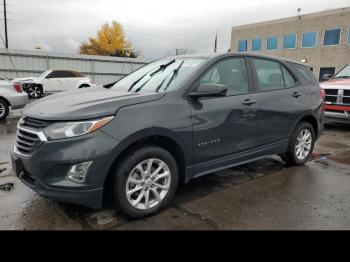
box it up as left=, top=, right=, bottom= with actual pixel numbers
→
left=66, top=162, right=93, bottom=184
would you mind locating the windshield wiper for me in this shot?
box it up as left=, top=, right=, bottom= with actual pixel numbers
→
left=128, top=59, right=176, bottom=92
left=156, top=61, right=185, bottom=93
left=150, top=59, right=176, bottom=77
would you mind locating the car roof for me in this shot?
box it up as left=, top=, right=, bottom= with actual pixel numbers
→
left=172, top=52, right=308, bottom=67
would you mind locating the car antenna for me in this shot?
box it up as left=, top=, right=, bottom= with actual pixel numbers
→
left=0, top=34, right=18, bottom=78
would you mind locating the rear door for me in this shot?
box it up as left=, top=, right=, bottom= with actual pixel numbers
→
left=249, top=58, right=307, bottom=146
left=191, top=57, right=261, bottom=173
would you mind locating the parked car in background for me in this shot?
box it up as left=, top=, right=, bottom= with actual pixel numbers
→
left=0, top=80, right=28, bottom=120
left=11, top=53, right=324, bottom=218
left=320, top=64, right=350, bottom=124
left=14, top=70, right=96, bottom=98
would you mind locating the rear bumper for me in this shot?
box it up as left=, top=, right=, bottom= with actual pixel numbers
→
left=7, top=93, right=28, bottom=109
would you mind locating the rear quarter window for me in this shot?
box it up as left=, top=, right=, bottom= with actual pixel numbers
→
left=293, top=64, right=318, bottom=84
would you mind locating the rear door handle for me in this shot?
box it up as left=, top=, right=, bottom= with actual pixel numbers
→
left=242, top=99, right=257, bottom=106
left=293, top=92, right=302, bottom=98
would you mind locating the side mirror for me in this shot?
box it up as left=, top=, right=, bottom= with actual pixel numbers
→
left=189, top=83, right=227, bottom=99
left=321, top=74, right=333, bottom=82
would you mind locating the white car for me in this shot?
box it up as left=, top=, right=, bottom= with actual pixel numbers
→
left=15, top=70, right=96, bottom=98
left=0, top=80, right=28, bottom=120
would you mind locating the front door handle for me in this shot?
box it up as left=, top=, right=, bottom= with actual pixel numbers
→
left=242, top=99, right=257, bottom=106
left=293, top=92, right=302, bottom=98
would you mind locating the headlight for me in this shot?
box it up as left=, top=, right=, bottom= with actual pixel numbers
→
left=45, top=116, right=114, bottom=140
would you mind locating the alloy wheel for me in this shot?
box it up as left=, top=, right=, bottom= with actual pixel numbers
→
left=295, top=129, right=313, bottom=161
left=28, top=86, right=41, bottom=98
left=0, top=102, right=5, bottom=118
left=125, top=158, right=171, bottom=210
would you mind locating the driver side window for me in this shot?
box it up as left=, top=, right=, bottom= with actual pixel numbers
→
left=200, top=58, right=249, bottom=96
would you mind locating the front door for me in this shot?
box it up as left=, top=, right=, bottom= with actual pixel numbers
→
left=190, top=57, right=261, bottom=175
left=43, top=71, right=66, bottom=92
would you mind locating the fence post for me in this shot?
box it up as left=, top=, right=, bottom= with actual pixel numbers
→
left=46, top=54, right=50, bottom=70
left=91, top=58, right=95, bottom=81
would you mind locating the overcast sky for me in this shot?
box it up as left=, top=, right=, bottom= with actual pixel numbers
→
left=1, top=0, right=349, bottom=59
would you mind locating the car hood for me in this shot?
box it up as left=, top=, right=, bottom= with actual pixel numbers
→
left=321, top=79, right=350, bottom=89
left=23, top=87, right=166, bottom=121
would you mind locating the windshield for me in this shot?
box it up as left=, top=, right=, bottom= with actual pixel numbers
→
left=334, top=64, right=350, bottom=79
left=112, top=58, right=208, bottom=93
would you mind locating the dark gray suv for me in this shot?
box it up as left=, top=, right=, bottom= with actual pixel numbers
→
left=11, top=53, right=324, bottom=218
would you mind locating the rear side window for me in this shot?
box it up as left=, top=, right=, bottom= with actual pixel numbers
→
left=252, top=59, right=285, bottom=91
left=294, top=64, right=318, bottom=83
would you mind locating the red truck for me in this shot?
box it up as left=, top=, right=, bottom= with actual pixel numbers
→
left=320, top=64, right=350, bottom=124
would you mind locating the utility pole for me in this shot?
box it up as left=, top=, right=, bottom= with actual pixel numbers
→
left=3, top=0, right=8, bottom=48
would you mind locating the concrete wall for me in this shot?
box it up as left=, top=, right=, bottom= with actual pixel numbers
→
left=0, top=48, right=149, bottom=85
left=230, top=7, right=350, bottom=80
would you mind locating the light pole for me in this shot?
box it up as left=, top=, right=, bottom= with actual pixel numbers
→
left=3, top=0, right=8, bottom=48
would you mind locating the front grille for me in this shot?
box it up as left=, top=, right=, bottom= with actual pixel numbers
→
left=325, top=96, right=337, bottom=103
left=344, top=90, right=350, bottom=97
left=324, top=89, right=338, bottom=96
left=344, top=97, right=350, bottom=105
left=15, top=129, right=41, bottom=155
left=20, top=117, right=50, bottom=129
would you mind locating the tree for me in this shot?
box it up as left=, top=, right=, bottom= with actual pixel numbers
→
left=80, top=21, right=137, bottom=57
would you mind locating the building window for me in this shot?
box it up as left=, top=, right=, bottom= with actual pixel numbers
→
left=302, top=32, right=317, bottom=48
left=283, top=33, right=297, bottom=49
left=323, top=28, right=341, bottom=46
left=238, top=40, right=247, bottom=52
left=267, top=36, right=278, bottom=50
left=252, top=38, right=262, bottom=51
left=348, top=28, right=350, bottom=44
left=319, top=67, right=336, bottom=82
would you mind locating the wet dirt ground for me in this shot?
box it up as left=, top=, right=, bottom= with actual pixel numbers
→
left=1, top=114, right=350, bottom=230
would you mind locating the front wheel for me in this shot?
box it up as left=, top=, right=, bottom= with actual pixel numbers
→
left=27, top=85, right=43, bottom=98
left=284, top=122, right=315, bottom=166
left=112, top=146, right=179, bottom=219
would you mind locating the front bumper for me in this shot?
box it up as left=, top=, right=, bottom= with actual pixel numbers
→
left=325, top=111, right=350, bottom=124
left=11, top=129, right=120, bottom=209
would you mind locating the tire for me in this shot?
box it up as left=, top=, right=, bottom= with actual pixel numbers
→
left=0, top=98, right=9, bottom=120
left=79, top=85, right=90, bottom=89
left=112, top=145, right=179, bottom=219
left=284, top=122, right=315, bottom=166
left=27, top=85, right=43, bottom=98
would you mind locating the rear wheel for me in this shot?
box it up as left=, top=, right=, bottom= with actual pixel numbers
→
left=0, top=98, right=9, bottom=120
left=283, top=122, right=315, bottom=166
left=79, top=84, right=90, bottom=89
left=27, top=85, right=43, bottom=98
left=112, top=145, right=179, bottom=219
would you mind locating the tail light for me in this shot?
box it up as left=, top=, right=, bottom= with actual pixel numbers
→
left=13, top=82, right=23, bottom=93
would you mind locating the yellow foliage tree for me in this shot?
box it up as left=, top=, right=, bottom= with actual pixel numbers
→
left=80, top=21, right=136, bottom=57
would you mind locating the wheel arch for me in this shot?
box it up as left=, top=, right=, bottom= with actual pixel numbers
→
left=293, top=114, right=319, bottom=138
left=102, top=131, right=188, bottom=207
left=0, top=96, right=11, bottom=106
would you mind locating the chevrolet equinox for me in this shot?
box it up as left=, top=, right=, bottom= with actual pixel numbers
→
left=11, top=53, right=324, bottom=218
